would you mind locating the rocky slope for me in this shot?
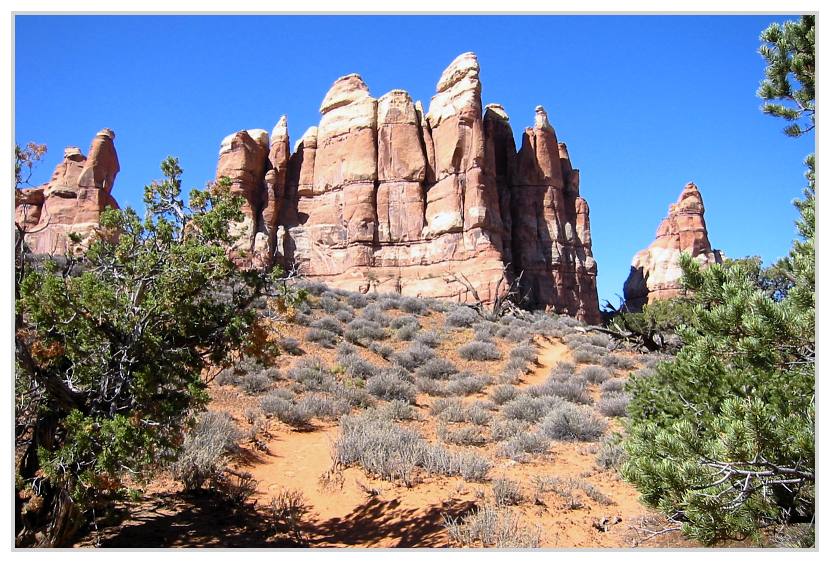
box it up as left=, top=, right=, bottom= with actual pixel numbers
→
left=217, top=53, right=601, bottom=323
left=623, top=182, right=722, bottom=310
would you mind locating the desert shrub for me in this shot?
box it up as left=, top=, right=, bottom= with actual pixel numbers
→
left=572, top=349, right=604, bottom=365
left=215, top=368, right=239, bottom=386
left=278, top=337, right=303, bottom=356
left=586, top=333, right=611, bottom=348
left=509, top=343, right=538, bottom=364
left=528, top=379, right=592, bottom=405
left=339, top=353, right=381, bottom=380
left=463, top=403, right=493, bottom=425
left=400, top=296, right=429, bottom=315
left=414, top=377, right=450, bottom=397
left=379, top=400, right=420, bottom=421
left=540, top=403, right=606, bottom=442
left=318, top=295, right=346, bottom=315
left=497, top=431, right=550, bottom=461
left=497, top=367, right=523, bottom=385
left=458, top=341, right=502, bottom=361
left=596, top=434, right=626, bottom=470
left=336, top=341, right=359, bottom=358
left=501, top=395, right=563, bottom=423
left=297, top=393, right=351, bottom=419
left=492, top=478, right=524, bottom=506
left=531, top=316, right=565, bottom=337
left=415, top=358, right=458, bottom=380
left=455, top=451, right=492, bottom=481
left=173, top=411, right=241, bottom=490
left=305, top=327, right=338, bottom=348
left=445, top=306, right=479, bottom=328
left=368, top=342, right=394, bottom=359
left=445, top=372, right=491, bottom=396
left=293, top=312, right=314, bottom=326
left=268, top=488, right=309, bottom=545
left=534, top=476, right=612, bottom=506
left=390, top=315, right=420, bottom=329
left=489, top=384, right=518, bottom=405
left=333, top=382, right=375, bottom=408
left=334, top=309, right=354, bottom=323
left=271, top=387, right=296, bottom=401
left=214, top=469, right=258, bottom=507
left=333, top=413, right=424, bottom=485
left=579, top=365, right=611, bottom=384
left=391, top=342, right=436, bottom=371
left=414, top=330, right=441, bottom=348
left=286, top=357, right=335, bottom=391
left=432, top=398, right=465, bottom=421
left=299, top=280, right=328, bottom=296
left=438, top=423, right=488, bottom=446
left=361, top=304, right=392, bottom=326
left=239, top=372, right=273, bottom=395
left=597, top=392, right=630, bottom=417
left=310, top=316, right=343, bottom=335
left=261, top=397, right=314, bottom=428
left=345, top=292, right=369, bottom=309
left=366, top=371, right=417, bottom=403
left=489, top=418, right=529, bottom=442
left=377, top=295, right=402, bottom=310
left=503, top=325, right=534, bottom=342
left=555, top=361, right=576, bottom=375
left=444, top=504, right=541, bottom=548
left=602, top=353, right=638, bottom=370
left=472, top=320, right=500, bottom=340
left=395, top=324, right=420, bottom=341
left=600, top=378, right=626, bottom=394
left=344, top=318, right=388, bottom=345
left=311, top=316, right=343, bottom=335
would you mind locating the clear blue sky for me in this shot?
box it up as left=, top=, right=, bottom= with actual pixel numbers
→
left=14, top=15, right=813, bottom=306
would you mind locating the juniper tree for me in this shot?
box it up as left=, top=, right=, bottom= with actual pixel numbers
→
left=623, top=15, right=815, bottom=545
left=14, top=157, right=294, bottom=546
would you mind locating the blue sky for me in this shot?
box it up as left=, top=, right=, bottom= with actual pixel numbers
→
left=14, top=15, right=813, bottom=306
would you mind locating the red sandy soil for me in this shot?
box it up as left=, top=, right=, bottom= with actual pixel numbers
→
left=75, top=332, right=695, bottom=549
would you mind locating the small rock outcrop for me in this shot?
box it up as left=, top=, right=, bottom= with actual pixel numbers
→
left=623, top=182, right=722, bottom=310
left=15, top=129, right=120, bottom=255
left=214, top=52, right=601, bottom=323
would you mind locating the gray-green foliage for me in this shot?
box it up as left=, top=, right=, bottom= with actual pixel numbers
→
left=624, top=26, right=815, bottom=541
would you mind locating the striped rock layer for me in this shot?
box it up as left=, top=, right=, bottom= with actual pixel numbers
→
left=216, top=53, right=601, bottom=323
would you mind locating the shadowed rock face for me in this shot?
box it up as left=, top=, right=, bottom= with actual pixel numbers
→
left=623, top=182, right=722, bottom=311
left=16, top=129, right=120, bottom=255
left=212, top=52, right=601, bottom=323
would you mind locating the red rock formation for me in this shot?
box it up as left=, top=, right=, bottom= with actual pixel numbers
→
left=216, top=52, right=601, bottom=322
left=16, top=129, right=120, bottom=255
left=623, top=182, right=722, bottom=310
left=510, top=107, right=600, bottom=324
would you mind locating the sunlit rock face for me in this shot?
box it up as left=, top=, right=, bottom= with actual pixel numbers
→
left=17, top=129, right=120, bottom=255
left=210, top=52, right=599, bottom=322
left=623, top=182, right=722, bottom=311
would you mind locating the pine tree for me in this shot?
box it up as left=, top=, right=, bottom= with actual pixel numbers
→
left=14, top=158, right=295, bottom=546
left=623, top=16, right=815, bottom=545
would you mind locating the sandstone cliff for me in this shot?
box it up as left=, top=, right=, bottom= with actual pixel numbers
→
left=16, top=129, right=120, bottom=255
left=16, top=53, right=601, bottom=324
left=215, top=52, right=601, bottom=323
left=623, top=182, right=722, bottom=310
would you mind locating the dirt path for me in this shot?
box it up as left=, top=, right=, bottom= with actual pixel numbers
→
left=230, top=336, right=678, bottom=548
left=518, top=336, right=571, bottom=388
